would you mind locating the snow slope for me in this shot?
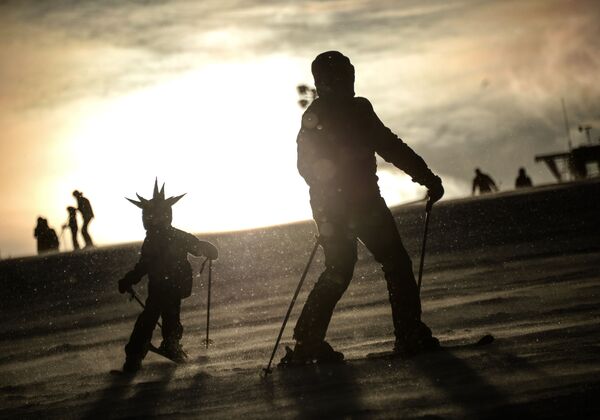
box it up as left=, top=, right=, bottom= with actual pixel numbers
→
left=1, top=180, right=599, bottom=419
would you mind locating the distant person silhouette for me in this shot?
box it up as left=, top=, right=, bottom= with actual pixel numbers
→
left=34, top=217, right=59, bottom=254
left=72, top=190, right=94, bottom=248
left=472, top=168, right=498, bottom=195
left=281, top=51, right=444, bottom=366
left=117, top=180, right=218, bottom=374
left=515, top=167, right=533, bottom=189
left=62, top=206, right=80, bottom=250
left=34, top=217, right=50, bottom=253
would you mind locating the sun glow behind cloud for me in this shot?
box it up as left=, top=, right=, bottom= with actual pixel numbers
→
left=60, top=57, right=305, bottom=243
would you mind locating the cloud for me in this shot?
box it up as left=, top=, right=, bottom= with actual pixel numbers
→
left=2, top=0, right=599, bottom=177
left=0, top=0, right=482, bottom=108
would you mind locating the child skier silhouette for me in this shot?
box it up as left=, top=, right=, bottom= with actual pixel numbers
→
left=62, top=206, right=80, bottom=251
left=118, top=180, right=218, bottom=373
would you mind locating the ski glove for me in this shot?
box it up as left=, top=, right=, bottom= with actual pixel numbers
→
left=426, top=175, right=444, bottom=204
left=205, top=242, right=219, bottom=260
left=118, top=273, right=135, bottom=294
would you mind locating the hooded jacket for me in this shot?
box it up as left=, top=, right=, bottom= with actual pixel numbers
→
left=297, top=96, right=437, bottom=211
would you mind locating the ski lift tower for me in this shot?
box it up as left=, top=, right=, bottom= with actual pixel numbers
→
left=534, top=100, right=600, bottom=181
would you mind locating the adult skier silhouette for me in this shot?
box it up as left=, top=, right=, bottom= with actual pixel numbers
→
left=282, top=51, right=444, bottom=365
left=72, top=190, right=94, bottom=247
left=472, top=168, right=499, bottom=195
left=117, top=180, right=218, bottom=373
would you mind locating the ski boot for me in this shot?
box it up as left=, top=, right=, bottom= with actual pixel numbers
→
left=393, top=321, right=440, bottom=358
left=157, top=341, right=188, bottom=363
left=279, top=340, right=344, bottom=367
left=122, top=356, right=142, bottom=374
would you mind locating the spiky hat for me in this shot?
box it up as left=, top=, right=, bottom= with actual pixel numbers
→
left=126, top=179, right=185, bottom=228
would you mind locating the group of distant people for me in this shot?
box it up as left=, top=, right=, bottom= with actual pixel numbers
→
left=33, top=190, right=95, bottom=254
left=472, top=167, right=533, bottom=195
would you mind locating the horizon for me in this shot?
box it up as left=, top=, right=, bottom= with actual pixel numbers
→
left=0, top=179, right=583, bottom=261
left=1, top=0, right=599, bottom=257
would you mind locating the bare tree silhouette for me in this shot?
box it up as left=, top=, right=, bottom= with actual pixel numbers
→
left=296, top=84, right=317, bottom=109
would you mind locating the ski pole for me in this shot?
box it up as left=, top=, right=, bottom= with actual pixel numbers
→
left=203, top=259, right=214, bottom=348
left=417, top=199, right=433, bottom=294
left=127, top=256, right=208, bottom=348
left=58, top=227, right=65, bottom=252
left=263, top=236, right=320, bottom=376
left=129, top=288, right=162, bottom=329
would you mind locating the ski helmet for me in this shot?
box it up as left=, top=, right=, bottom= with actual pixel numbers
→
left=311, top=51, right=355, bottom=98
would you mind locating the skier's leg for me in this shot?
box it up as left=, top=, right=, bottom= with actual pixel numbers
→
left=159, top=297, right=184, bottom=358
left=81, top=218, right=94, bottom=247
left=70, top=226, right=80, bottom=250
left=124, top=295, right=161, bottom=370
left=292, top=222, right=356, bottom=354
left=356, top=198, right=436, bottom=355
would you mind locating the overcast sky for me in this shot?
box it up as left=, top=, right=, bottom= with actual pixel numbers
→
left=1, top=0, right=599, bottom=257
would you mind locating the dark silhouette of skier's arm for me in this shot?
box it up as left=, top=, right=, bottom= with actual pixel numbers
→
left=118, top=239, right=150, bottom=293
left=489, top=176, right=499, bottom=192
left=472, top=178, right=478, bottom=195
left=361, top=98, right=443, bottom=201
left=186, top=234, right=219, bottom=260
left=484, top=174, right=498, bottom=192
left=296, top=109, right=323, bottom=187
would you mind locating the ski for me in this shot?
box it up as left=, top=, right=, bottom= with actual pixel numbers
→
left=109, top=344, right=190, bottom=375
left=365, top=334, right=495, bottom=361
left=147, top=343, right=189, bottom=364
left=109, top=369, right=137, bottom=377
left=276, top=335, right=495, bottom=369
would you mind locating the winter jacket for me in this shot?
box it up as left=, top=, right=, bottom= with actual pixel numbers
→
left=76, top=196, right=94, bottom=220
left=297, top=96, right=437, bottom=211
left=124, top=227, right=210, bottom=299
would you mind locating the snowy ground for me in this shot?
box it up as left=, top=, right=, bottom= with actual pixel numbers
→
left=1, top=180, right=599, bottom=419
